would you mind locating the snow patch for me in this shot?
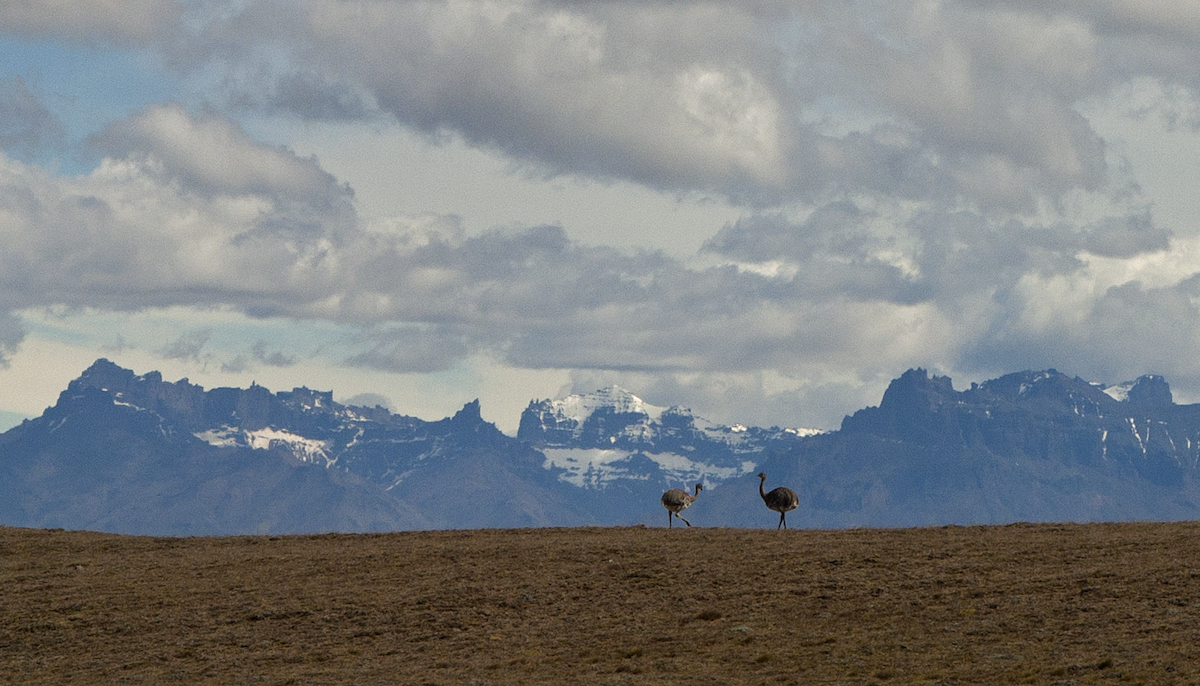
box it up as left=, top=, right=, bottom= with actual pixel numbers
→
left=194, top=426, right=335, bottom=467
left=541, top=447, right=755, bottom=489
left=548, top=386, right=665, bottom=429
left=1103, top=383, right=1132, bottom=402
left=538, top=387, right=822, bottom=446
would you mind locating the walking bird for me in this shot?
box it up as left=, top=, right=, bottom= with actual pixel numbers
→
left=757, top=472, right=798, bottom=529
left=661, top=483, right=702, bottom=528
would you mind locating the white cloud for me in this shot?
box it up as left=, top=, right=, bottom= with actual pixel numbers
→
left=90, top=103, right=350, bottom=204
left=0, top=104, right=351, bottom=314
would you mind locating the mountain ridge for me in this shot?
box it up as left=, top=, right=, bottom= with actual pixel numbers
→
left=699, top=367, right=1200, bottom=529
left=4, top=359, right=1200, bottom=534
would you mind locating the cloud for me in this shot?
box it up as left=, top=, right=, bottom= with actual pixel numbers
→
left=702, top=197, right=1169, bottom=310
left=7, top=1, right=1200, bottom=429
left=251, top=340, right=296, bottom=368
left=185, top=1, right=792, bottom=203
left=11, top=2, right=1196, bottom=213
left=159, top=328, right=210, bottom=363
left=0, top=77, right=66, bottom=161
left=981, top=1, right=1200, bottom=43
left=0, top=100, right=1186, bottom=426
left=0, top=0, right=181, bottom=46
left=89, top=103, right=352, bottom=207
left=147, top=0, right=1192, bottom=217
left=563, top=367, right=887, bottom=433
left=959, top=275, right=1200, bottom=390
left=221, top=340, right=297, bottom=373
left=229, top=71, right=375, bottom=122
left=343, top=324, right=475, bottom=374
left=0, top=104, right=351, bottom=314
left=965, top=2, right=1200, bottom=121
left=342, top=392, right=392, bottom=411
left=0, top=311, right=26, bottom=367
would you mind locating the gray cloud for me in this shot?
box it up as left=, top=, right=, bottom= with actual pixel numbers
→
left=0, top=311, right=26, bottom=367
left=229, top=71, right=376, bottom=122
left=8, top=2, right=1195, bottom=219
left=959, top=276, right=1200, bottom=390
left=151, top=0, right=1192, bottom=215
left=0, top=0, right=180, bottom=46
left=252, top=340, right=296, bottom=368
left=0, top=77, right=65, bottom=161
left=221, top=341, right=298, bottom=373
left=159, top=328, right=211, bottom=363
left=342, top=392, right=392, bottom=411
left=192, top=1, right=795, bottom=203
left=702, top=199, right=1168, bottom=310
left=88, top=103, right=353, bottom=208
left=1080, top=211, right=1171, bottom=258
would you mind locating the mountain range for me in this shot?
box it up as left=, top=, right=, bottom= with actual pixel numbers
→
left=2, top=359, right=1199, bottom=534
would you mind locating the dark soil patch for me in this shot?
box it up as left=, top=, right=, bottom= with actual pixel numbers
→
left=3, top=521, right=1200, bottom=684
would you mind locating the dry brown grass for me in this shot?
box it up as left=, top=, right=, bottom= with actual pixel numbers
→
left=3, top=521, right=1200, bottom=685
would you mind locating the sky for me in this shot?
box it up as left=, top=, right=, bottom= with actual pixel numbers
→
left=3, top=1, right=1200, bottom=434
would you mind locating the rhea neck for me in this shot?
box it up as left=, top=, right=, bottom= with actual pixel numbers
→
left=758, top=474, right=767, bottom=500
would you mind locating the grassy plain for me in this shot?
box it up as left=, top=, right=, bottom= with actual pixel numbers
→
left=3, top=521, right=1200, bottom=685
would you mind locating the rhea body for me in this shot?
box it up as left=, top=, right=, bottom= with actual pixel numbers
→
left=758, top=472, right=798, bottom=529
left=661, top=483, right=703, bottom=528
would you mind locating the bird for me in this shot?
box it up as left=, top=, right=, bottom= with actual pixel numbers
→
left=758, top=472, right=798, bottom=530
left=661, top=483, right=703, bottom=528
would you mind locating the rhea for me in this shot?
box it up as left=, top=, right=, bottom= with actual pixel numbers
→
left=757, top=472, right=798, bottom=529
left=661, top=483, right=703, bottom=528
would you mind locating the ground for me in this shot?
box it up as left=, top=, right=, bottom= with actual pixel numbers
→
left=3, top=521, right=1200, bottom=685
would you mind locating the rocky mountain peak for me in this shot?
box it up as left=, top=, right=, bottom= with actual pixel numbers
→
left=878, top=368, right=955, bottom=412
left=1124, top=374, right=1173, bottom=408
left=451, top=399, right=483, bottom=425
left=517, top=386, right=659, bottom=445
left=71, top=358, right=150, bottom=395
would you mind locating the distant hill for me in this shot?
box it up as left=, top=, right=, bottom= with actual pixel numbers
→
left=3, top=359, right=1200, bottom=533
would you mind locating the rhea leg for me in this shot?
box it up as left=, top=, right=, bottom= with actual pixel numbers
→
left=778, top=512, right=786, bottom=530
left=678, top=514, right=692, bottom=527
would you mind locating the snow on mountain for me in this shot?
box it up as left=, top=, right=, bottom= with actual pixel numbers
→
left=550, top=386, right=665, bottom=426
left=1101, top=382, right=1132, bottom=403
left=195, top=426, right=336, bottom=467
left=520, top=386, right=664, bottom=446
left=519, top=386, right=814, bottom=491
left=541, top=447, right=756, bottom=489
